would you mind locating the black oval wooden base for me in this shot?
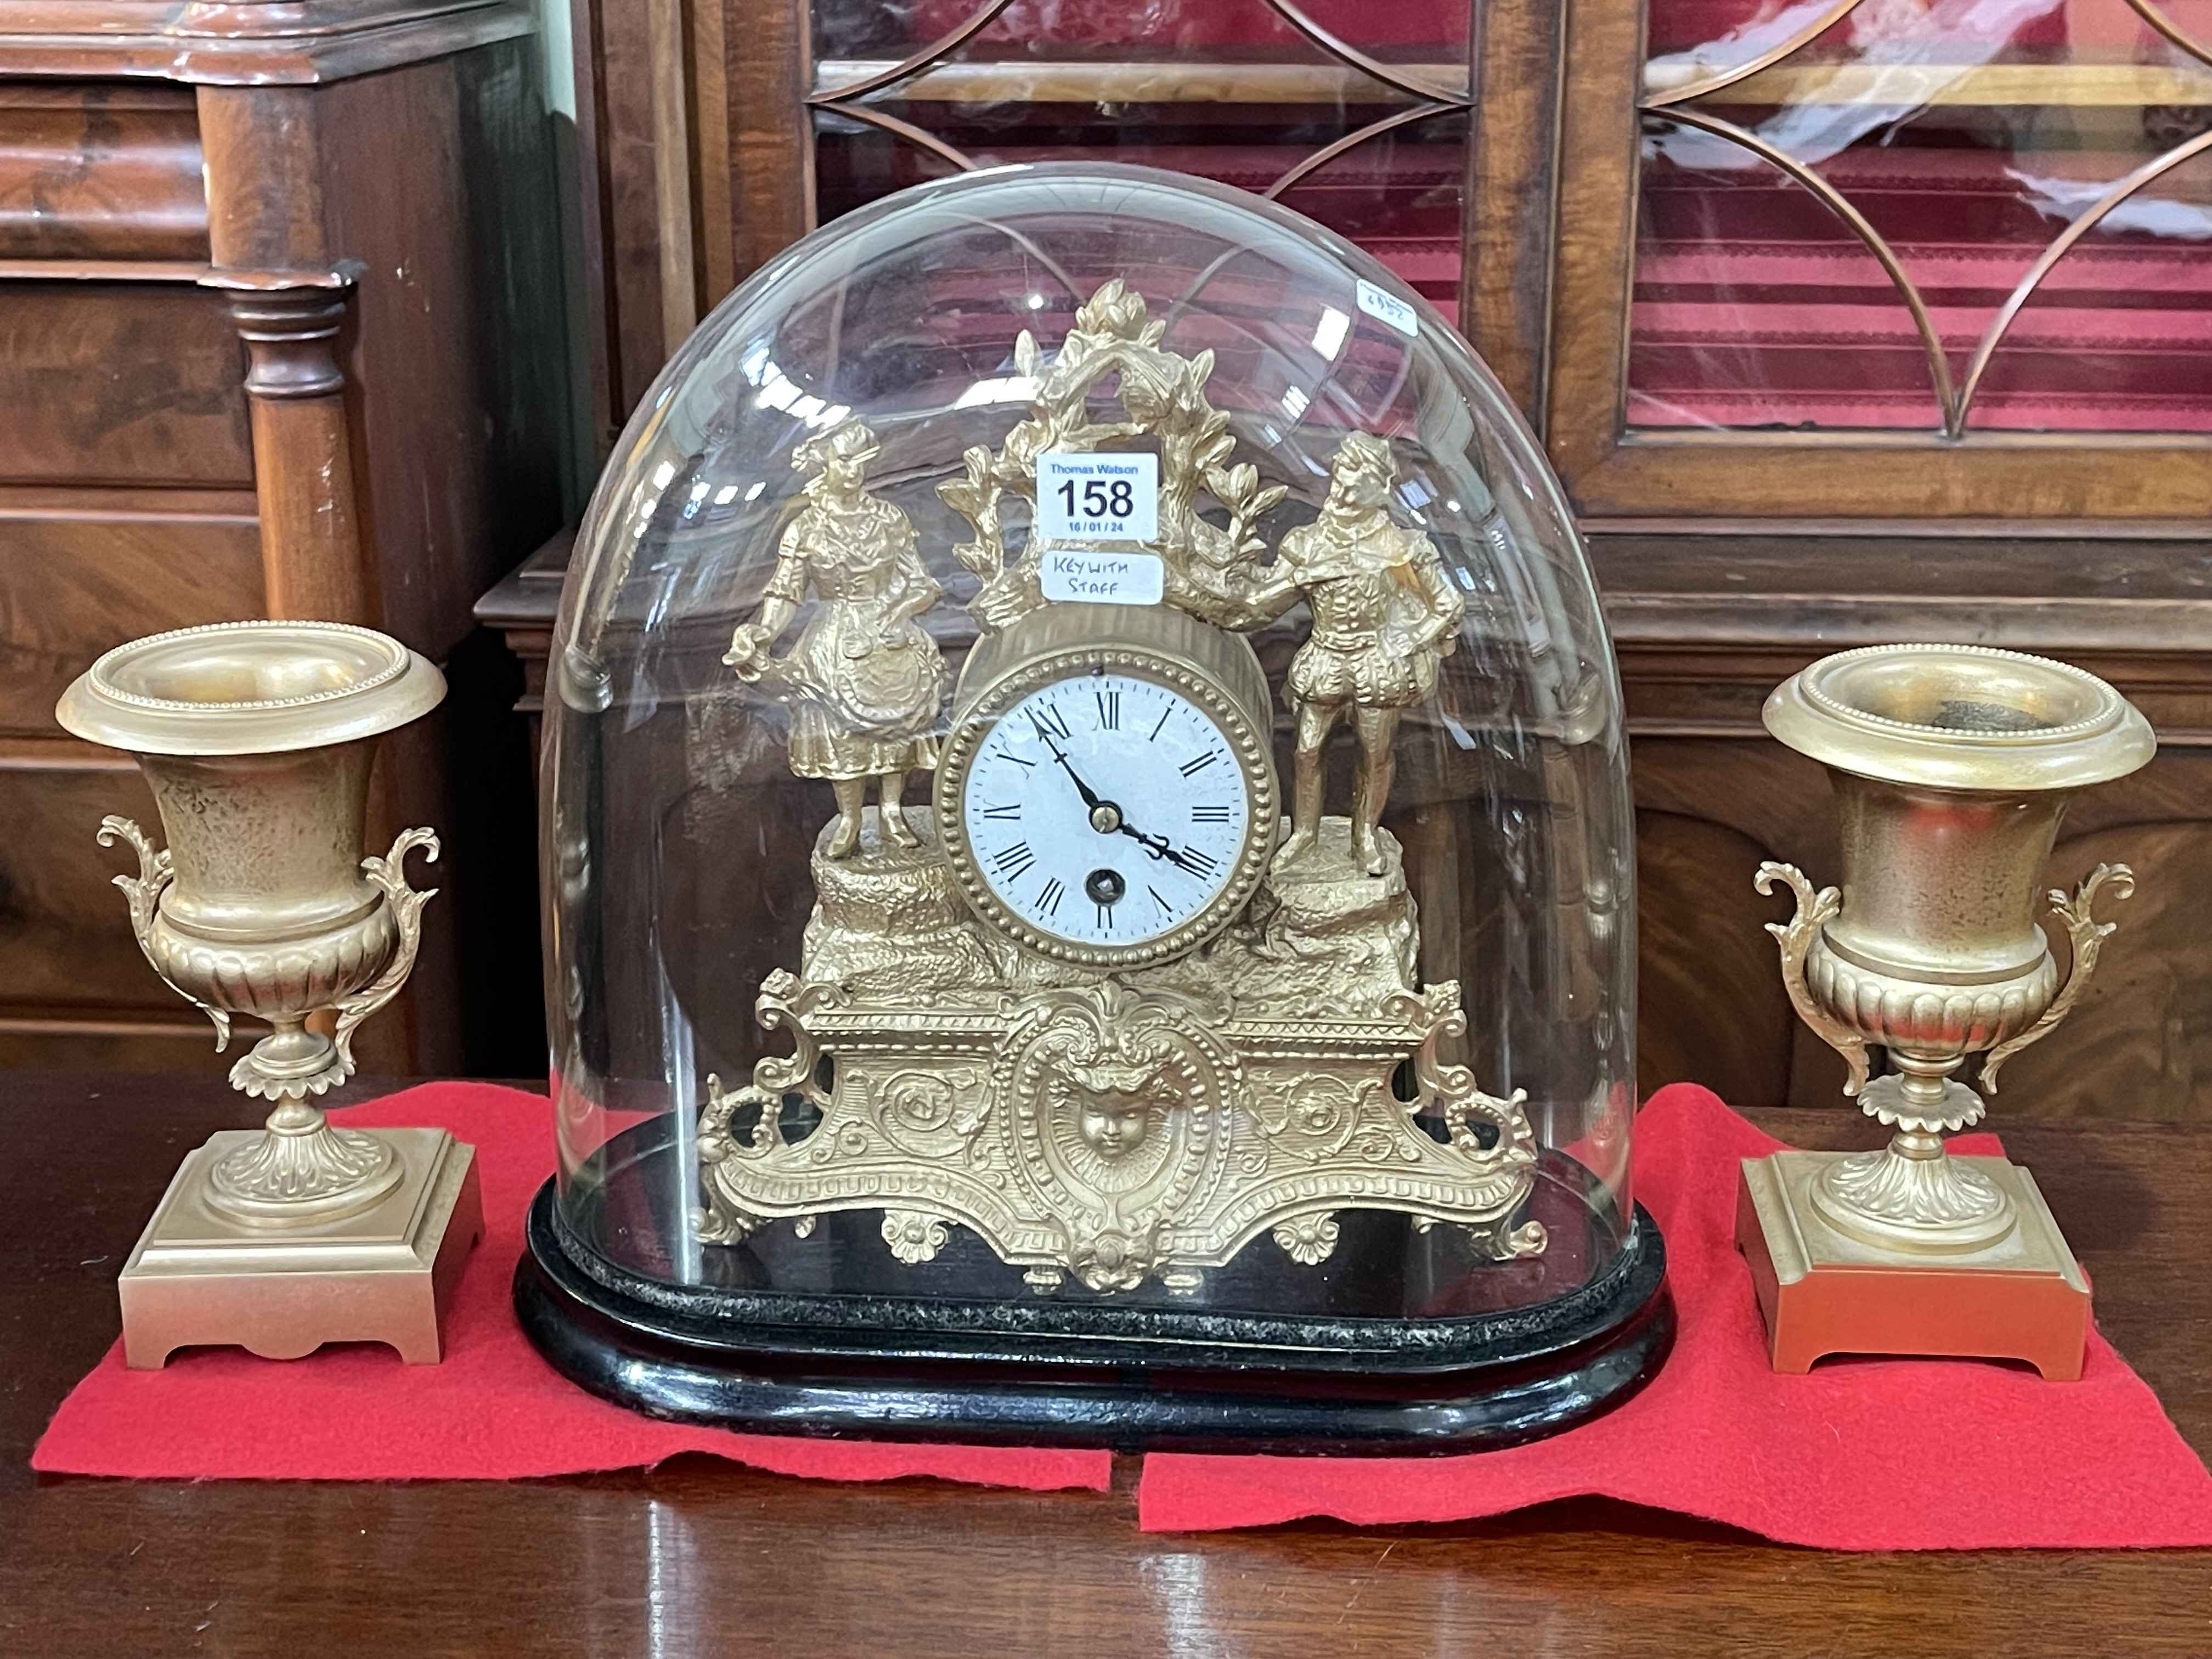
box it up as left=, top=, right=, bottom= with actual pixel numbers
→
left=514, top=1176, right=1673, bottom=1455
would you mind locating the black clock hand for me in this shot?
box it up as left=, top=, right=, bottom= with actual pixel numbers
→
left=1116, top=821, right=1205, bottom=875
left=1031, top=722, right=1106, bottom=812
left=1116, top=821, right=1171, bottom=860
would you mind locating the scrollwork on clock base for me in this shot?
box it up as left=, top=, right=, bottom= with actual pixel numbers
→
left=697, top=971, right=1545, bottom=1294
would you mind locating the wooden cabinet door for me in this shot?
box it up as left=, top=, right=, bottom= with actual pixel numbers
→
left=1539, top=0, right=2212, bottom=521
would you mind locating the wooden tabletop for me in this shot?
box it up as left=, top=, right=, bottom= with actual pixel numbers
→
left=4, top=1072, right=2208, bottom=1656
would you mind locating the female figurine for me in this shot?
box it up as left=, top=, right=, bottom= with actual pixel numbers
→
left=1246, top=432, right=1466, bottom=877
left=724, top=421, right=947, bottom=858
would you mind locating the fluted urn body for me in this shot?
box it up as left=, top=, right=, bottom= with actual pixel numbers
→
left=57, top=621, right=444, bottom=1226
left=1759, top=645, right=2153, bottom=1252
left=1805, top=771, right=2066, bottom=1068
left=139, top=742, right=399, bottom=1046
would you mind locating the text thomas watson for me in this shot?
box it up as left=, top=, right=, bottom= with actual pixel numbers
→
left=1047, top=459, right=1143, bottom=477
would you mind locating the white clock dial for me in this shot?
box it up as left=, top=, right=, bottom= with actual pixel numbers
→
left=961, top=672, right=1251, bottom=950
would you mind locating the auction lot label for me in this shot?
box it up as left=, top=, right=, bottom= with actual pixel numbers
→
left=1035, top=450, right=1159, bottom=543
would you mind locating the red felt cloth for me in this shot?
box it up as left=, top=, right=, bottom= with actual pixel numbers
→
left=31, top=1082, right=1109, bottom=1494
left=1137, top=1085, right=2212, bottom=1545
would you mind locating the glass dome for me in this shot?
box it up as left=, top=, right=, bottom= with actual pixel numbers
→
left=524, top=165, right=1663, bottom=1446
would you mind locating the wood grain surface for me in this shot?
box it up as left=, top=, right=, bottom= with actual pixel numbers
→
left=0, top=493, right=262, bottom=731
left=0, top=83, right=206, bottom=261
left=0, top=0, right=537, bottom=85
left=0, top=281, right=252, bottom=488
left=2, top=1071, right=2206, bottom=1656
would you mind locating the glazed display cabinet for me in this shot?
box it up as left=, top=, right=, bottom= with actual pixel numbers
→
left=476, top=0, right=2212, bottom=1116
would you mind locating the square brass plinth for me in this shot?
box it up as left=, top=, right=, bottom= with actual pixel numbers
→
left=1737, top=1151, right=2089, bottom=1382
left=119, top=1126, right=482, bottom=1369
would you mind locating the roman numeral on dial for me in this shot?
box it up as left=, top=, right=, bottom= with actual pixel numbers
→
left=1178, top=752, right=1220, bottom=777
left=989, top=842, right=1035, bottom=881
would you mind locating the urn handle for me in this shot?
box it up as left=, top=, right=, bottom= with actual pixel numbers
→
left=329, top=827, right=442, bottom=1074
left=1754, top=860, right=1872, bottom=1098
left=1980, top=862, right=2135, bottom=1094
left=95, top=815, right=233, bottom=1051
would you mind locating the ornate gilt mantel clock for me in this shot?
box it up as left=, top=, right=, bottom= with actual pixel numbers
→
left=518, top=166, right=1669, bottom=1449
left=694, top=280, right=1546, bottom=1296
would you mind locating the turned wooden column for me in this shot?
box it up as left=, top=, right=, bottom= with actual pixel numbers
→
left=196, top=84, right=379, bottom=629
left=206, top=269, right=374, bottom=623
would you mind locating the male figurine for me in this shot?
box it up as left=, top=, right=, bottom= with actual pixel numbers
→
left=1249, top=433, right=1466, bottom=876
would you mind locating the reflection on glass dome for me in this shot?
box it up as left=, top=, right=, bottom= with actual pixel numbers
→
left=523, top=163, right=1666, bottom=1447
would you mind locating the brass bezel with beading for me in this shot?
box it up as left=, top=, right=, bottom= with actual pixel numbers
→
left=934, top=602, right=1279, bottom=971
